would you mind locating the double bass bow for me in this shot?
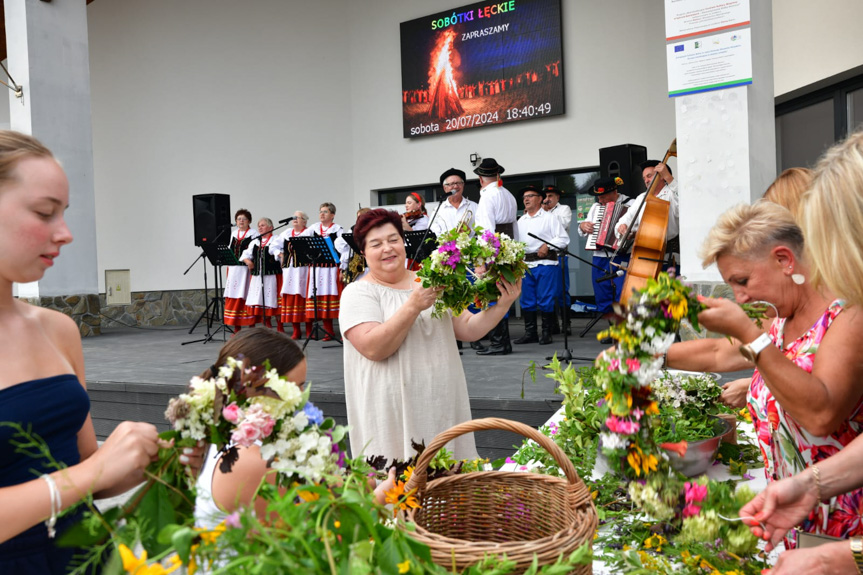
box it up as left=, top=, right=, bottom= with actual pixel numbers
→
left=615, top=138, right=678, bottom=304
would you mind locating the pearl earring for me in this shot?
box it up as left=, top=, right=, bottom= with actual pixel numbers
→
left=792, top=273, right=805, bottom=285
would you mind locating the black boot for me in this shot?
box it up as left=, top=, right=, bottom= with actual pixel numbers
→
left=470, top=341, right=488, bottom=352
left=477, top=317, right=511, bottom=355
left=550, top=306, right=561, bottom=335
left=513, top=311, right=538, bottom=344
left=539, top=312, right=554, bottom=345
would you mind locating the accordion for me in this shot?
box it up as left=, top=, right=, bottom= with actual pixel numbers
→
left=585, top=201, right=628, bottom=251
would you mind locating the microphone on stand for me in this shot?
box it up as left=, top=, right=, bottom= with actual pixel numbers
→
left=278, top=216, right=295, bottom=225
left=596, top=269, right=625, bottom=283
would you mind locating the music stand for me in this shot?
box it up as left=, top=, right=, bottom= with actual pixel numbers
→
left=289, top=235, right=343, bottom=351
left=340, top=232, right=360, bottom=254
left=404, top=230, right=438, bottom=267
left=183, top=243, right=239, bottom=345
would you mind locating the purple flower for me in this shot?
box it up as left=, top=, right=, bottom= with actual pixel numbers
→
left=302, top=402, right=324, bottom=426
left=439, top=241, right=462, bottom=270
left=505, top=457, right=515, bottom=464
left=225, top=511, right=241, bottom=528
left=480, top=230, right=501, bottom=256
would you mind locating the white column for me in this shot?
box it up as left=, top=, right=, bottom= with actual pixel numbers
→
left=4, top=0, right=98, bottom=297
left=676, top=2, right=776, bottom=283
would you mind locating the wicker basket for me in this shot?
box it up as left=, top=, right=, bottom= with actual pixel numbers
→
left=400, top=418, right=597, bottom=574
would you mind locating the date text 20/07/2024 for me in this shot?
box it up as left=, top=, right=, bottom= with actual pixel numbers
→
left=408, top=102, right=554, bottom=136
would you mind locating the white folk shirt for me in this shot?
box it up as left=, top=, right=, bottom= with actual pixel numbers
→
left=431, top=196, right=479, bottom=236
left=475, top=181, right=518, bottom=240
left=545, top=203, right=572, bottom=233
left=576, top=198, right=634, bottom=259
left=615, top=179, right=679, bottom=240
left=516, top=208, right=569, bottom=268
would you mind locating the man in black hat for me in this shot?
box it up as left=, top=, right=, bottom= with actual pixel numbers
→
left=513, top=186, right=570, bottom=345
left=472, top=158, right=517, bottom=356
left=431, top=168, right=479, bottom=236
left=473, top=158, right=517, bottom=239
left=577, top=177, right=632, bottom=341
left=542, top=185, right=572, bottom=335
left=433, top=167, right=485, bottom=352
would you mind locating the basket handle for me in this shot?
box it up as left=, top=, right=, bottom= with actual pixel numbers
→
left=404, top=417, right=580, bottom=494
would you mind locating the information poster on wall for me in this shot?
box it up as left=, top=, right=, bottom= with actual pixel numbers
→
left=666, top=29, right=752, bottom=97
left=400, top=0, right=564, bottom=138
left=664, top=0, right=750, bottom=41
left=575, top=194, right=595, bottom=223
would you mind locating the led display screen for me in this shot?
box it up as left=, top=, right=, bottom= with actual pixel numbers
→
left=400, top=0, right=564, bottom=138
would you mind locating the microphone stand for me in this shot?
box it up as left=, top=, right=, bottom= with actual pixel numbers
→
left=526, top=232, right=599, bottom=364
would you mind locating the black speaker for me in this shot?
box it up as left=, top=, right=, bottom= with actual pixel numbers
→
left=193, top=194, right=231, bottom=246
left=599, top=144, right=648, bottom=199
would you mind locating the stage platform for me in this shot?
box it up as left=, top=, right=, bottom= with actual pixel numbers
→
left=83, top=317, right=748, bottom=461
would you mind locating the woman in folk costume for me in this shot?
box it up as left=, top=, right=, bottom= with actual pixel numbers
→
left=241, top=217, right=283, bottom=331
left=223, top=209, right=259, bottom=331
left=303, top=202, right=344, bottom=341
left=272, top=211, right=312, bottom=340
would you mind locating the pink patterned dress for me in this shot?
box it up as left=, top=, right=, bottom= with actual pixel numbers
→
left=747, top=299, right=863, bottom=547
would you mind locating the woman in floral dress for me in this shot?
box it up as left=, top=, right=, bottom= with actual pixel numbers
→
left=665, top=201, right=863, bottom=547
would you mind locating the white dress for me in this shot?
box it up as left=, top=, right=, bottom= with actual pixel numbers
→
left=339, top=281, right=478, bottom=462
left=241, top=236, right=279, bottom=310
left=223, top=228, right=259, bottom=299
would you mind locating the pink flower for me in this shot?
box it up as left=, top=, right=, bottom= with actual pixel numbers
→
left=225, top=511, right=241, bottom=528
left=682, top=503, right=702, bottom=518
left=625, top=358, right=641, bottom=372
left=230, top=404, right=276, bottom=447
left=684, top=481, right=708, bottom=504
left=608, top=358, right=620, bottom=371
left=605, top=415, right=640, bottom=435
left=631, top=408, right=644, bottom=420
left=222, top=402, right=242, bottom=423
left=232, top=421, right=262, bottom=447
left=505, top=457, right=515, bottom=464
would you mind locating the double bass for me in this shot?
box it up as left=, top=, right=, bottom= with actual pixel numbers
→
left=618, top=139, right=677, bottom=304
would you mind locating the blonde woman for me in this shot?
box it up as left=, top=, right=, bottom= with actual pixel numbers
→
left=741, top=129, right=863, bottom=573
left=664, top=201, right=863, bottom=548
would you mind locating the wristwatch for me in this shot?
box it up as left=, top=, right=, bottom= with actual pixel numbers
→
left=851, top=537, right=863, bottom=573
left=739, top=332, right=772, bottom=363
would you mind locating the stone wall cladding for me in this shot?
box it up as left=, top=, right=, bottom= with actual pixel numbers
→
left=30, top=289, right=207, bottom=336
left=99, top=290, right=207, bottom=329
left=35, top=294, right=103, bottom=337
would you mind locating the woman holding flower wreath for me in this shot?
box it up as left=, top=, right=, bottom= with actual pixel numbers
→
left=664, top=200, right=863, bottom=548
left=0, top=131, right=178, bottom=571
left=339, top=209, right=521, bottom=462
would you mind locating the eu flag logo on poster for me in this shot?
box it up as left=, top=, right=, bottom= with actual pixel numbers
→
left=674, top=45, right=684, bottom=52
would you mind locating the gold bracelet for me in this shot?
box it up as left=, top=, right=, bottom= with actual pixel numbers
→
left=811, top=464, right=823, bottom=504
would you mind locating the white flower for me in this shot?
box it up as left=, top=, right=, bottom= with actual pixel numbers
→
left=600, top=432, right=629, bottom=450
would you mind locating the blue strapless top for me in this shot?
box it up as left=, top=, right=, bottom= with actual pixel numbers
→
left=0, top=374, right=90, bottom=487
left=0, top=374, right=92, bottom=573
